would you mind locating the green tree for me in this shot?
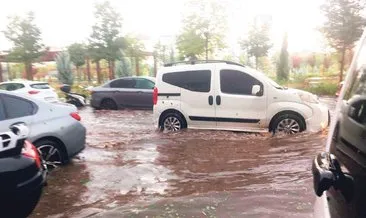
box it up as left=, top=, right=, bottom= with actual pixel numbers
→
left=124, top=35, right=145, bottom=76
left=87, top=45, right=103, bottom=84
left=55, top=52, right=73, bottom=85
left=321, top=0, right=366, bottom=82
left=240, top=23, right=272, bottom=69
left=276, top=34, right=289, bottom=81
left=3, top=12, right=44, bottom=80
left=90, top=0, right=123, bottom=80
left=176, top=0, right=227, bottom=60
left=68, top=43, right=86, bottom=81
left=115, top=51, right=132, bottom=78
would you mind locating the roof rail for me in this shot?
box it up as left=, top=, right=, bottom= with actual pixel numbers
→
left=164, top=60, right=245, bottom=67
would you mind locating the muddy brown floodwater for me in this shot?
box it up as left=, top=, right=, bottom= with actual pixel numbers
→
left=30, top=97, right=336, bottom=218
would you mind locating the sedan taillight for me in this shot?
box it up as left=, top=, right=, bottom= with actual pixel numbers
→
left=22, top=141, right=41, bottom=168
left=70, top=112, right=81, bottom=121
left=28, top=90, right=40, bottom=94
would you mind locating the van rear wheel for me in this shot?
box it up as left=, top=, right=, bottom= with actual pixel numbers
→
left=161, top=113, right=186, bottom=132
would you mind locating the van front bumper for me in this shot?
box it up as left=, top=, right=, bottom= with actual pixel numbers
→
left=306, top=103, right=330, bottom=132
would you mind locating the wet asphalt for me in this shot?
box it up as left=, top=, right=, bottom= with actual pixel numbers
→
left=30, top=97, right=337, bottom=218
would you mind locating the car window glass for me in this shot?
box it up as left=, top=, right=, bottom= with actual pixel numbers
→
left=349, top=100, right=366, bottom=124
left=110, top=79, right=136, bottom=88
left=30, top=83, right=50, bottom=89
left=2, top=95, right=34, bottom=119
left=0, top=97, right=5, bottom=121
left=220, top=69, right=262, bottom=95
left=135, top=79, right=155, bottom=89
left=0, top=83, right=24, bottom=91
left=162, top=70, right=211, bottom=92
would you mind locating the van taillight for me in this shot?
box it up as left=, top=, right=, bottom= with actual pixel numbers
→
left=153, top=87, right=158, bottom=105
left=70, top=112, right=81, bottom=121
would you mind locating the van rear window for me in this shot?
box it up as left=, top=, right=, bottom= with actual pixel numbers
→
left=162, top=70, right=211, bottom=92
left=30, top=83, right=50, bottom=89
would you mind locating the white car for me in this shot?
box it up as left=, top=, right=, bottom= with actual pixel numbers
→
left=0, top=80, right=59, bottom=102
left=153, top=60, right=330, bottom=133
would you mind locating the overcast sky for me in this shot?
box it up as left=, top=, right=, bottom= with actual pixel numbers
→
left=0, top=0, right=325, bottom=53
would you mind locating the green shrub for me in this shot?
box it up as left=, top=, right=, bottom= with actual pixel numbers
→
left=303, top=83, right=338, bottom=96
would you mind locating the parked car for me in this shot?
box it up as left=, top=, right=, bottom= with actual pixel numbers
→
left=312, top=31, right=366, bottom=217
left=0, top=124, right=46, bottom=217
left=0, top=90, right=86, bottom=169
left=90, top=76, right=156, bottom=110
left=153, top=60, right=330, bottom=133
left=0, top=80, right=59, bottom=102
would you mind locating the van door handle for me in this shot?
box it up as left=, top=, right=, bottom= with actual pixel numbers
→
left=208, top=96, right=213, bottom=105
left=216, top=95, right=221, bottom=105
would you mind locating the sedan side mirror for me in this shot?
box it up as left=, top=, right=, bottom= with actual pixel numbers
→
left=251, top=85, right=261, bottom=96
left=312, top=152, right=354, bottom=202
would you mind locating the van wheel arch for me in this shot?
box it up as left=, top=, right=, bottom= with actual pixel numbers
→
left=159, top=109, right=187, bottom=130
left=269, top=110, right=306, bottom=133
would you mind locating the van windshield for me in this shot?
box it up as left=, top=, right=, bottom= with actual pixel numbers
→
left=246, top=67, right=285, bottom=90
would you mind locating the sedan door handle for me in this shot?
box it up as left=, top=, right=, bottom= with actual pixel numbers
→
left=216, top=95, right=221, bottom=105
left=208, top=96, right=213, bottom=105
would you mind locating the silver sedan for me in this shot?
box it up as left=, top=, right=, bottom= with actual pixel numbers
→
left=0, top=90, right=86, bottom=169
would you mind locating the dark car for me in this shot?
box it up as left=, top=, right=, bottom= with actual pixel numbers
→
left=312, top=32, right=366, bottom=217
left=0, top=124, right=46, bottom=217
left=90, top=76, right=156, bottom=110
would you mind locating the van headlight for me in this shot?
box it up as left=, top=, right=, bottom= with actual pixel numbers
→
left=298, top=92, right=319, bottom=104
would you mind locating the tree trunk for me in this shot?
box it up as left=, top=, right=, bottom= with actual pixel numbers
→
left=108, top=60, right=115, bottom=80
left=86, top=57, right=91, bottom=82
left=96, top=61, right=102, bottom=84
left=153, top=54, right=157, bottom=77
left=0, top=63, right=3, bottom=82
left=339, top=46, right=346, bottom=83
left=76, top=66, right=81, bottom=82
left=135, top=57, right=140, bottom=76
left=25, top=62, right=33, bottom=80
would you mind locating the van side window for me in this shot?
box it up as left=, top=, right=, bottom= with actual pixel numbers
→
left=220, top=69, right=262, bottom=95
left=162, top=70, right=211, bottom=92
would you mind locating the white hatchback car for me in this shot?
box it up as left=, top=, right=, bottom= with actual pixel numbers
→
left=153, top=60, right=330, bottom=133
left=0, top=80, right=58, bottom=102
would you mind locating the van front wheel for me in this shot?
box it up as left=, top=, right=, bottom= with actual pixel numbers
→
left=272, top=114, right=305, bottom=134
left=161, top=113, right=186, bottom=132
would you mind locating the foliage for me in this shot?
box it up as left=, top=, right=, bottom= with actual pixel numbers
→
left=176, top=0, right=227, bottom=59
left=291, top=55, right=302, bottom=69
left=154, top=41, right=171, bottom=64
left=55, top=52, right=74, bottom=85
left=89, top=0, right=123, bottom=79
left=303, top=83, right=338, bottom=96
left=68, top=43, right=86, bottom=69
left=240, top=23, right=272, bottom=69
left=276, top=33, right=289, bottom=81
left=321, top=0, right=366, bottom=82
left=3, top=12, right=44, bottom=80
left=124, top=35, right=145, bottom=76
left=115, top=52, right=132, bottom=78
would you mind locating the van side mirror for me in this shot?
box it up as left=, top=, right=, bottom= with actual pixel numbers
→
left=312, top=152, right=354, bottom=202
left=251, top=85, right=261, bottom=96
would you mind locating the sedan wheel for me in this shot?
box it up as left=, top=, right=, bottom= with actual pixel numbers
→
left=37, top=144, right=63, bottom=170
left=276, top=118, right=301, bottom=134
left=163, top=116, right=182, bottom=131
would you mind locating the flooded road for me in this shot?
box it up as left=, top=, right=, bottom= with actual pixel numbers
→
left=31, top=97, right=336, bottom=218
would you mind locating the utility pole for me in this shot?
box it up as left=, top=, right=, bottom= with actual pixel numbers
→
left=204, top=32, right=209, bottom=60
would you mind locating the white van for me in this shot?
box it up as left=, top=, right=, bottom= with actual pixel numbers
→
left=153, top=60, right=330, bottom=134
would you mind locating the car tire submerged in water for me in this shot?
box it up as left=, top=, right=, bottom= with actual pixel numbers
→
left=272, top=114, right=305, bottom=134
left=160, top=113, right=186, bottom=132
left=35, top=139, right=65, bottom=170
left=2, top=186, right=43, bottom=218
left=101, top=98, right=118, bottom=110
